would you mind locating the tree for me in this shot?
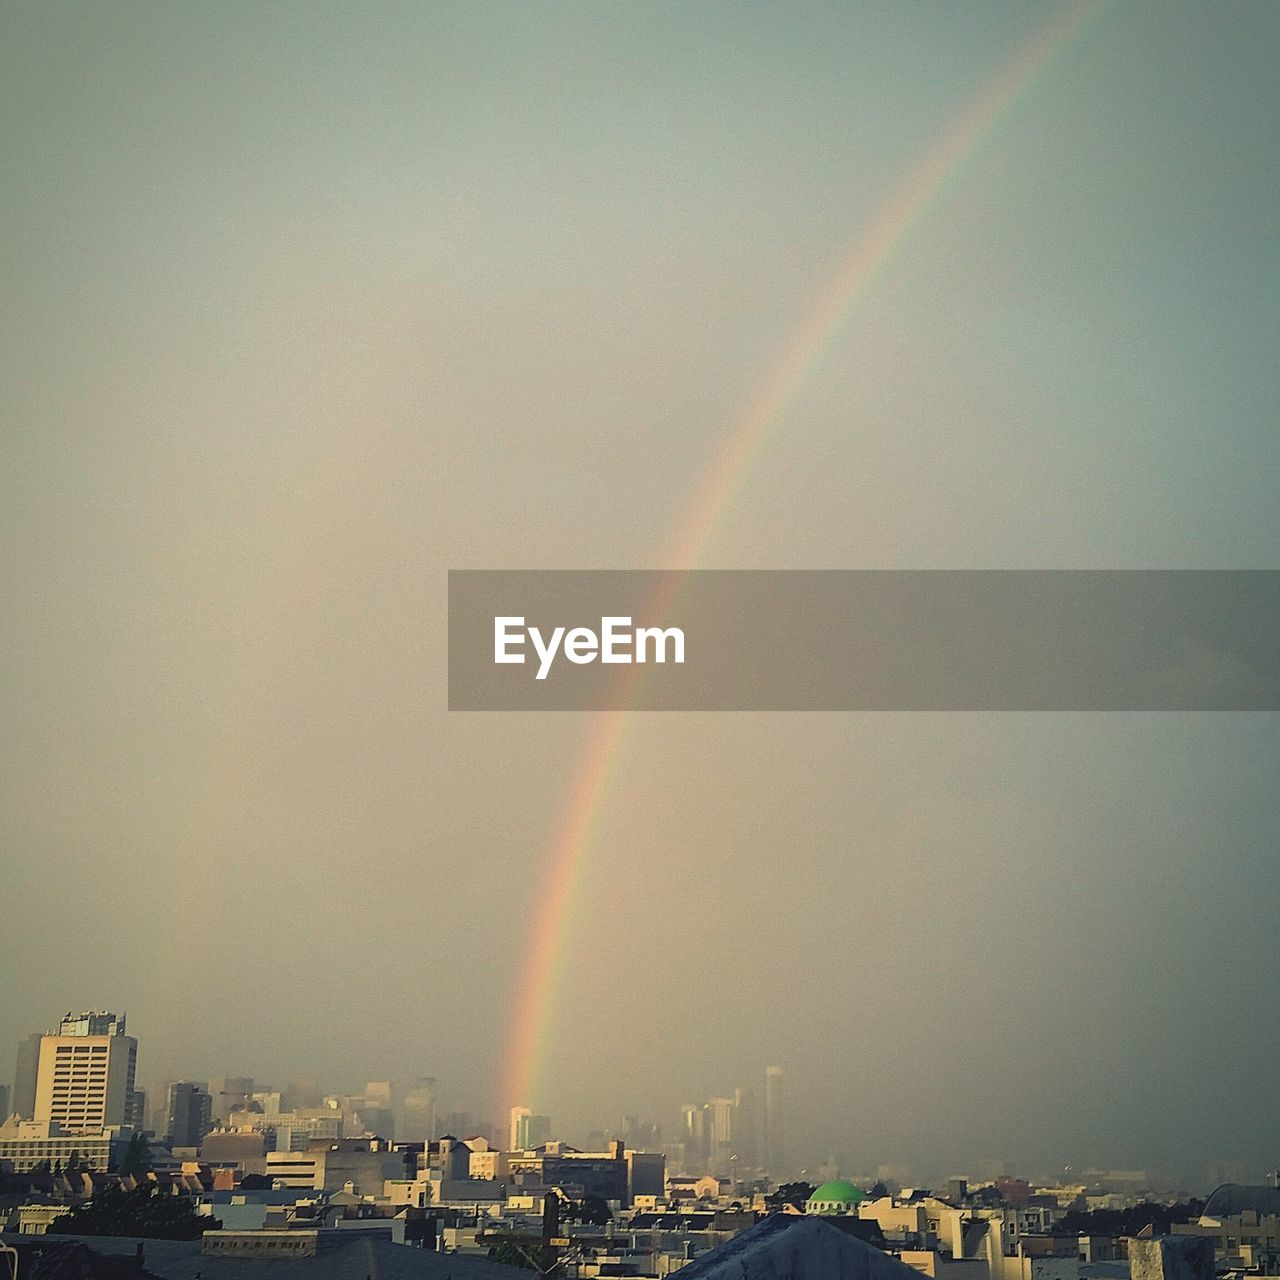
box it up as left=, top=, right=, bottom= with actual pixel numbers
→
left=485, top=1233, right=539, bottom=1270
left=50, top=1183, right=219, bottom=1240
left=1057, top=1201, right=1203, bottom=1239
left=765, top=1182, right=814, bottom=1211
left=869, top=1181, right=890, bottom=1199
left=120, top=1133, right=152, bottom=1177
left=575, top=1196, right=612, bottom=1226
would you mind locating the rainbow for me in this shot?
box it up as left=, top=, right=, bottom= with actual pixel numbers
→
left=499, top=1, right=1107, bottom=1119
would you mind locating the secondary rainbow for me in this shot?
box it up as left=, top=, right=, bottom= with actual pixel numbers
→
left=500, top=1, right=1107, bottom=1120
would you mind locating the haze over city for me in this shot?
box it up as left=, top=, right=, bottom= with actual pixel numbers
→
left=3, top=0, right=1279, bottom=1193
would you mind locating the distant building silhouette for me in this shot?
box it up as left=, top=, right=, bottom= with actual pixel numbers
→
left=13, top=1032, right=41, bottom=1120
left=166, top=1080, right=213, bottom=1147
left=401, top=1076, right=437, bottom=1142
left=209, top=1075, right=254, bottom=1124
left=765, top=1065, right=785, bottom=1176
left=509, top=1107, right=551, bottom=1149
left=734, top=1086, right=757, bottom=1169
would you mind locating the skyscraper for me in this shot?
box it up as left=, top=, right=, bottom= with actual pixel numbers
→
left=284, top=1078, right=322, bottom=1110
left=509, top=1107, right=551, bottom=1149
left=709, top=1096, right=736, bottom=1174
left=209, top=1076, right=254, bottom=1124
left=764, top=1066, right=785, bottom=1176
left=13, top=1033, right=41, bottom=1120
left=509, top=1106, right=530, bottom=1151
left=684, top=1090, right=756, bottom=1175
left=33, top=1011, right=138, bottom=1136
left=165, top=1081, right=213, bottom=1148
left=401, top=1077, right=437, bottom=1142
left=733, top=1086, right=758, bottom=1168
left=358, top=1082, right=395, bottom=1140
left=681, top=1102, right=710, bottom=1171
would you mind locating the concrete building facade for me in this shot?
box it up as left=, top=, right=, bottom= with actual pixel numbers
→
left=12, top=1034, right=41, bottom=1121
left=0, top=1116, right=132, bottom=1171
left=32, top=1011, right=138, bottom=1136
left=165, top=1081, right=213, bottom=1148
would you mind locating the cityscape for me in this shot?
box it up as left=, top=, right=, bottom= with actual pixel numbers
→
left=0, top=1009, right=1275, bottom=1276
left=4, top=0, right=1278, bottom=1277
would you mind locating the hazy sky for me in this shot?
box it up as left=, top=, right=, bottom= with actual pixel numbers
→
left=2, top=2, right=1278, bottom=1186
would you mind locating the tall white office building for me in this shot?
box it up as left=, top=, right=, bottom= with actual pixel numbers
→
left=33, top=1011, right=139, bottom=1136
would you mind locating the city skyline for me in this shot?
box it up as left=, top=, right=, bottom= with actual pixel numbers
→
left=3, top=0, right=1278, bottom=1192
left=2, top=1010, right=1269, bottom=1191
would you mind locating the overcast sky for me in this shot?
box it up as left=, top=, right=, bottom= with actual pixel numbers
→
left=2, top=1, right=1277, bottom=1187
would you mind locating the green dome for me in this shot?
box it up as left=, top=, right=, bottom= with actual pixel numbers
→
left=806, top=1181, right=866, bottom=1213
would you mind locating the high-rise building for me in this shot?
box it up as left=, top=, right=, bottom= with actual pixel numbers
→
left=363, top=1081, right=392, bottom=1109
left=509, top=1107, right=551, bottom=1150
left=33, top=1011, right=138, bottom=1136
left=284, top=1078, right=322, bottom=1110
left=681, top=1102, right=710, bottom=1171
left=13, top=1034, right=41, bottom=1120
left=209, top=1076, right=254, bottom=1124
left=401, top=1077, right=437, bottom=1142
left=709, top=1096, right=736, bottom=1174
left=733, top=1087, right=757, bottom=1168
left=764, top=1066, right=785, bottom=1176
left=681, top=1091, right=755, bottom=1175
left=509, top=1106, right=530, bottom=1151
left=344, top=1083, right=394, bottom=1140
left=623, top=1115, right=662, bottom=1151
left=444, top=1110, right=473, bottom=1138
left=0, top=1085, right=9, bottom=1120
left=165, top=1081, right=213, bottom=1148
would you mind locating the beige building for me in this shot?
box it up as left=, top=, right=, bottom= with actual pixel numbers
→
left=201, top=1128, right=269, bottom=1175
left=227, top=1106, right=344, bottom=1149
left=901, top=1252, right=990, bottom=1280
left=1172, top=1185, right=1280, bottom=1273
left=15, top=1203, right=73, bottom=1235
left=856, top=1194, right=1081, bottom=1280
left=32, top=1011, right=138, bottom=1136
left=264, top=1149, right=325, bottom=1189
left=0, top=1115, right=132, bottom=1172
left=263, top=1141, right=412, bottom=1193
left=469, top=1145, right=510, bottom=1181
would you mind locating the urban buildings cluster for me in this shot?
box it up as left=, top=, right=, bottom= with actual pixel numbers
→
left=0, top=1012, right=790, bottom=1193
left=0, top=1011, right=1273, bottom=1280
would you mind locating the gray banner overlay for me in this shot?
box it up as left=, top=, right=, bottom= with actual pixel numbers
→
left=448, top=571, right=1280, bottom=711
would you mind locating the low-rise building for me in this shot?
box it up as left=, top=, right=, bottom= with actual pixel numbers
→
left=0, top=1117, right=134, bottom=1172
left=509, top=1140, right=632, bottom=1206
left=201, top=1128, right=269, bottom=1176
left=264, top=1138, right=413, bottom=1193
left=1171, top=1184, right=1280, bottom=1273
